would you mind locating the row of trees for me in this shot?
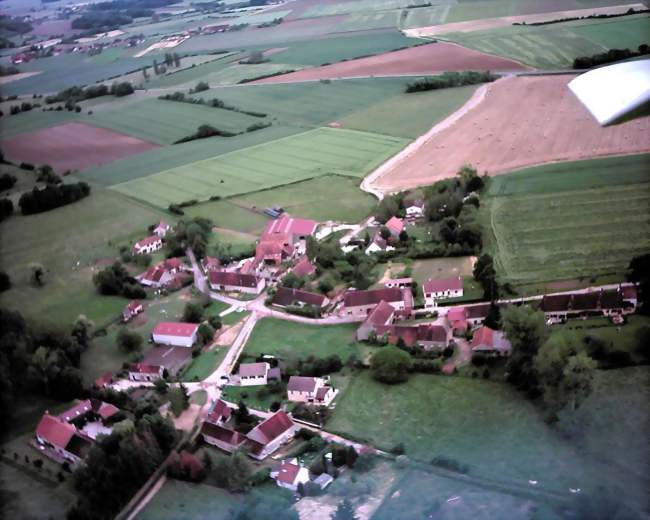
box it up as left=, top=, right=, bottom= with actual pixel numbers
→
left=45, top=82, right=134, bottom=105
left=18, top=182, right=90, bottom=215
left=573, top=44, right=649, bottom=69
left=405, top=71, right=498, bottom=93
left=159, top=90, right=267, bottom=118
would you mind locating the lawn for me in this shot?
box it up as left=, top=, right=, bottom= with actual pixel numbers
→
left=221, top=384, right=282, bottom=411
left=181, top=349, right=228, bottom=382
left=137, top=479, right=238, bottom=520
left=0, top=189, right=168, bottom=326
left=482, top=155, right=650, bottom=285
left=110, top=127, right=409, bottom=208
left=410, top=256, right=475, bottom=284
left=241, top=319, right=360, bottom=364
left=185, top=199, right=270, bottom=234
left=81, top=98, right=263, bottom=145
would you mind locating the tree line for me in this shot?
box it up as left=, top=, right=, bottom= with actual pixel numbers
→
left=515, top=7, right=649, bottom=27
left=18, top=182, right=90, bottom=215
left=405, top=71, right=498, bottom=93
left=159, top=88, right=267, bottom=117
left=45, top=82, right=134, bottom=105
left=573, top=44, right=649, bottom=69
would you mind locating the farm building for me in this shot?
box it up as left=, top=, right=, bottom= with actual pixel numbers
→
left=405, top=198, right=425, bottom=219
left=423, top=276, right=463, bottom=308
left=153, top=221, right=171, bottom=237
left=271, top=459, right=310, bottom=492
left=238, top=362, right=271, bottom=386
left=365, top=234, right=394, bottom=255
left=261, top=215, right=318, bottom=244
left=246, top=411, right=298, bottom=460
left=272, top=287, right=328, bottom=309
left=129, top=363, right=164, bottom=382
left=287, top=376, right=337, bottom=406
left=568, top=60, right=650, bottom=126
left=538, top=286, right=636, bottom=321
left=201, top=256, right=221, bottom=273
left=133, top=235, right=162, bottom=255
left=374, top=323, right=450, bottom=350
left=141, top=345, right=192, bottom=376
left=209, top=271, right=265, bottom=294
left=356, top=300, right=396, bottom=341
left=151, top=322, right=199, bottom=348
left=291, top=256, right=316, bottom=278
left=471, top=326, right=512, bottom=356
left=385, top=216, right=404, bottom=237
left=255, top=238, right=295, bottom=267
left=200, top=422, right=247, bottom=453
left=122, top=300, right=143, bottom=322
left=384, top=277, right=412, bottom=289
left=343, top=287, right=412, bottom=318
left=206, top=399, right=232, bottom=425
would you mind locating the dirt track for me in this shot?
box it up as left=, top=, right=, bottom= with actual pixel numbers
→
left=0, top=122, right=159, bottom=173
left=368, top=75, right=650, bottom=192
left=253, top=42, right=529, bottom=84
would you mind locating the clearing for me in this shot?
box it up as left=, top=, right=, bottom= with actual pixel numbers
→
left=0, top=122, right=159, bottom=173
left=369, top=75, right=650, bottom=193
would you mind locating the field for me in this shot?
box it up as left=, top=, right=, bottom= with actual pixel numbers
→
left=254, top=42, right=528, bottom=84
left=1, top=122, right=159, bottom=173
left=483, top=154, right=650, bottom=285
left=241, top=319, right=360, bottom=364
left=371, top=75, right=650, bottom=193
left=81, top=98, right=264, bottom=145
left=110, top=127, right=409, bottom=207
left=181, top=349, right=228, bottom=382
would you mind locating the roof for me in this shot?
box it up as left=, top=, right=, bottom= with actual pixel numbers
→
left=471, top=326, right=494, bottom=349
left=209, top=270, right=259, bottom=289
left=423, top=276, right=462, bottom=293
left=93, top=400, right=119, bottom=421
left=200, top=422, right=246, bottom=446
left=164, top=257, right=184, bottom=270
left=207, top=399, right=232, bottom=423
left=418, top=324, right=448, bottom=343
left=134, top=235, right=161, bottom=248
left=287, top=376, right=318, bottom=393
left=540, top=294, right=572, bottom=313
left=447, top=307, right=467, bottom=322
left=276, top=460, right=301, bottom=485
left=466, top=303, right=490, bottom=319
left=255, top=240, right=294, bottom=260
left=568, top=60, right=650, bottom=125
left=201, top=256, right=221, bottom=270
left=344, top=288, right=404, bottom=308
left=64, top=434, right=92, bottom=458
left=59, top=400, right=93, bottom=422
left=385, top=216, right=404, bottom=234
left=273, top=287, right=327, bottom=307
left=385, top=277, right=412, bottom=286
left=621, top=285, right=637, bottom=301
left=152, top=322, right=199, bottom=338
left=239, top=362, right=269, bottom=378
left=129, top=363, right=162, bottom=374
left=139, top=265, right=170, bottom=284
left=363, top=300, right=395, bottom=327
left=154, top=220, right=170, bottom=230
left=126, top=300, right=142, bottom=312
left=36, top=414, right=76, bottom=449
left=571, top=292, right=600, bottom=311
left=262, top=215, right=317, bottom=238
left=94, top=371, right=113, bottom=388
left=247, top=411, right=294, bottom=446
left=315, top=386, right=331, bottom=400
left=599, top=289, right=623, bottom=310
left=142, top=346, right=192, bottom=372
left=291, top=257, right=316, bottom=278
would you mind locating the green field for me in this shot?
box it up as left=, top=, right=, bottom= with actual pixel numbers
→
left=182, top=349, right=228, bottom=382
left=143, top=52, right=242, bottom=88
left=567, top=14, right=650, bottom=50
left=241, top=319, right=360, bottom=364
left=110, top=127, right=409, bottom=207
left=0, top=189, right=168, bottom=325
left=483, top=155, right=650, bottom=285
left=333, top=11, right=400, bottom=32
left=81, top=98, right=263, bottom=145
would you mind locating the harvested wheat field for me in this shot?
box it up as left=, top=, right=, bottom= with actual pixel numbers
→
left=368, top=75, right=650, bottom=192
left=254, top=42, right=528, bottom=84
left=1, top=122, right=159, bottom=173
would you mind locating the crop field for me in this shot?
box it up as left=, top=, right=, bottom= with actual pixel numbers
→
left=76, top=124, right=304, bottom=186
left=186, top=199, right=270, bottom=234
left=110, top=127, right=409, bottom=207
left=371, top=75, right=650, bottom=193
left=298, top=0, right=425, bottom=18
left=332, top=11, right=400, bottom=32
left=256, top=42, right=527, bottom=84
left=82, top=98, right=263, bottom=145
left=193, top=61, right=302, bottom=86
left=1, top=122, right=159, bottom=173
left=570, top=14, right=650, bottom=50
left=143, top=52, right=242, bottom=88
left=241, top=319, right=360, bottom=364
left=0, top=109, right=80, bottom=139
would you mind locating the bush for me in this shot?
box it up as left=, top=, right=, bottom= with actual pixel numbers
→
left=406, top=71, right=498, bottom=93
left=371, top=347, right=412, bottom=384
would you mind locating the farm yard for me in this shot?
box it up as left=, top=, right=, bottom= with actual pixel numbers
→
left=110, top=127, right=409, bottom=207
left=0, top=122, right=159, bottom=173
left=370, top=75, right=650, bottom=193
left=482, top=154, right=650, bottom=286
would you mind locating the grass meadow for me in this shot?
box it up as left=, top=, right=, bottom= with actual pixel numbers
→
left=110, top=127, right=408, bottom=207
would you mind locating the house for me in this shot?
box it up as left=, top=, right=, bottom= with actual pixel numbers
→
left=385, top=216, right=404, bottom=237
left=423, top=276, right=463, bottom=308
left=313, top=473, right=334, bottom=490
left=255, top=238, right=294, bottom=267
left=377, top=323, right=450, bottom=350
left=446, top=307, right=469, bottom=335
left=94, top=372, right=114, bottom=389
left=466, top=303, right=491, bottom=326
left=415, top=324, right=451, bottom=350
left=201, top=256, right=221, bottom=273
left=162, top=257, right=185, bottom=274
left=141, top=345, right=192, bottom=376
left=262, top=215, right=318, bottom=244
left=209, top=271, right=265, bottom=294
left=291, top=256, right=316, bottom=278
left=238, top=362, right=270, bottom=386
left=122, top=300, right=143, bottom=322
left=246, top=410, right=297, bottom=460
left=271, top=459, right=310, bottom=492
left=539, top=286, right=636, bottom=321
left=287, top=376, right=337, bottom=406
left=133, top=235, right=162, bottom=255
left=153, top=221, right=171, bottom=238
left=138, top=264, right=175, bottom=288
left=129, top=363, right=164, bottom=382
left=152, top=322, right=199, bottom=348
left=272, top=287, right=328, bottom=309
left=200, top=422, right=247, bottom=453
left=365, top=234, right=394, bottom=255
left=206, top=399, right=232, bottom=425
left=471, top=326, right=512, bottom=356
left=384, top=278, right=412, bottom=289
left=35, top=414, right=92, bottom=465
left=356, top=300, right=395, bottom=341
left=343, top=288, right=411, bottom=318
left=405, top=198, right=425, bottom=219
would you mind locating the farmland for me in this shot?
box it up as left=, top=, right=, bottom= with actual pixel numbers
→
left=110, top=127, right=409, bottom=207
left=482, top=155, right=650, bottom=286
left=1, top=122, right=159, bottom=173
left=371, top=75, right=650, bottom=193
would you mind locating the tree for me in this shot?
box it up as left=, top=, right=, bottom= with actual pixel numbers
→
left=116, top=328, right=143, bottom=353
left=0, top=198, right=13, bottom=221
left=28, top=262, right=45, bottom=286
left=345, top=446, right=358, bottom=468
left=183, top=302, right=204, bottom=323
left=376, top=195, right=400, bottom=223
left=370, top=346, right=412, bottom=384
left=502, top=305, right=548, bottom=393
left=473, top=254, right=498, bottom=301
left=197, top=323, right=215, bottom=345
left=627, top=253, right=649, bottom=314
left=71, top=314, right=94, bottom=348
left=194, top=81, right=209, bottom=92
left=332, top=499, right=357, bottom=520
left=379, top=226, right=391, bottom=240
left=0, top=270, right=10, bottom=292
left=153, top=378, right=169, bottom=394
left=227, top=451, right=254, bottom=492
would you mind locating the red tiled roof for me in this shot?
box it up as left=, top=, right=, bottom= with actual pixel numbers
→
left=418, top=324, right=448, bottom=343
left=273, top=287, right=326, bottom=307
left=153, top=322, right=199, bottom=338
left=209, top=270, right=259, bottom=289
left=466, top=303, right=490, bottom=319
left=263, top=215, right=317, bottom=238
left=58, top=400, right=93, bottom=422
left=291, top=257, right=315, bottom=278
left=134, top=235, right=161, bottom=248
left=140, top=265, right=168, bottom=283
left=200, top=422, right=246, bottom=446
left=207, top=399, right=232, bottom=423
left=129, top=363, right=161, bottom=374
left=94, top=371, right=113, bottom=388
left=247, top=411, right=294, bottom=446
left=471, top=326, right=494, bottom=349
left=201, top=256, right=221, bottom=271
left=447, top=307, right=467, bottom=322
left=385, top=216, right=404, bottom=234
left=315, top=386, right=331, bottom=400
left=94, top=401, right=119, bottom=421
left=154, top=221, right=170, bottom=230
left=364, top=300, right=395, bottom=326
left=276, top=460, right=300, bottom=485
left=239, top=362, right=268, bottom=377
left=287, top=376, right=318, bottom=393
left=423, top=276, right=462, bottom=293
left=164, top=257, right=184, bottom=270
left=344, top=288, right=404, bottom=308
left=36, top=414, right=76, bottom=449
